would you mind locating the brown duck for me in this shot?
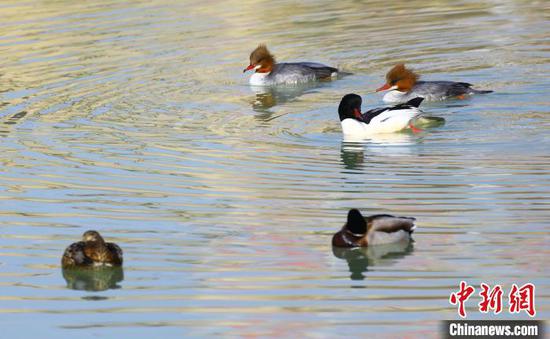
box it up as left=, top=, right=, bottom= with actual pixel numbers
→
left=62, top=230, right=123, bottom=268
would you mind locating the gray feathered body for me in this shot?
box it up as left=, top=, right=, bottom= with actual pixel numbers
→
left=366, top=214, right=416, bottom=245
left=383, top=81, right=492, bottom=103
left=261, top=62, right=338, bottom=85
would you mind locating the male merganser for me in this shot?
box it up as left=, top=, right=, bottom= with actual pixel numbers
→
left=243, top=44, right=338, bottom=86
left=61, top=230, right=123, bottom=268
left=338, top=93, right=424, bottom=137
left=332, top=209, right=416, bottom=248
left=376, top=64, right=493, bottom=103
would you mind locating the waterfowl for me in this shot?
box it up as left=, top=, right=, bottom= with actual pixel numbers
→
left=332, top=209, right=416, bottom=247
left=338, top=93, right=425, bottom=137
left=243, top=44, right=339, bottom=85
left=376, top=64, right=493, bottom=103
left=61, top=230, right=123, bottom=268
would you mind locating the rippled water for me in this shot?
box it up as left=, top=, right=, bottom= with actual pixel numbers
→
left=1, top=0, right=549, bottom=337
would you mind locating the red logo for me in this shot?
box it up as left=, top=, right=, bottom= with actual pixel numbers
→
left=478, top=283, right=503, bottom=314
left=449, top=281, right=475, bottom=318
left=450, top=282, right=536, bottom=318
left=509, top=283, right=536, bottom=317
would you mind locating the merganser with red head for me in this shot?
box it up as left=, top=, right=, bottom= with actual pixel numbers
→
left=338, top=93, right=425, bottom=137
left=243, top=44, right=339, bottom=86
left=376, top=64, right=492, bottom=103
left=332, top=209, right=417, bottom=248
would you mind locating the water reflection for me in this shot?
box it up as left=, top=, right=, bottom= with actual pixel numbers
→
left=250, top=83, right=323, bottom=114
left=3, top=111, right=28, bottom=125
left=415, top=116, right=446, bottom=128
left=340, top=135, right=417, bottom=170
left=332, top=242, right=414, bottom=280
left=341, top=131, right=417, bottom=144
left=0, top=111, right=28, bottom=136
left=340, top=142, right=365, bottom=170
left=62, top=267, right=124, bottom=292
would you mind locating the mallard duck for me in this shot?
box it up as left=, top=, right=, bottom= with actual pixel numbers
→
left=332, top=209, right=416, bottom=247
left=61, top=230, right=123, bottom=268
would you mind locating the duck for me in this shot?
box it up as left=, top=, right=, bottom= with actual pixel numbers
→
left=61, top=230, right=123, bottom=268
left=376, top=64, right=493, bottom=103
left=243, top=44, right=339, bottom=86
left=332, top=209, right=416, bottom=248
left=338, top=93, right=425, bottom=137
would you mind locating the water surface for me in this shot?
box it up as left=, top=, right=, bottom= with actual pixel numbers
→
left=0, top=0, right=549, bottom=337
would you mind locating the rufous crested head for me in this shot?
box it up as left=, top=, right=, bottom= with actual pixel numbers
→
left=243, top=44, right=275, bottom=73
left=377, top=63, right=419, bottom=92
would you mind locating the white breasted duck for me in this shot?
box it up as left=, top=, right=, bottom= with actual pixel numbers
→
left=338, top=93, right=424, bottom=137
left=61, top=230, right=123, bottom=268
left=243, top=44, right=339, bottom=86
left=332, top=209, right=417, bottom=248
left=376, top=64, right=493, bottom=103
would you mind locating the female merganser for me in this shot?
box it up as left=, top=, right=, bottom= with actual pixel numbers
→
left=332, top=209, right=416, bottom=248
left=61, top=230, right=123, bottom=268
left=338, top=93, right=424, bottom=137
left=243, top=44, right=338, bottom=86
left=376, top=64, right=493, bottom=103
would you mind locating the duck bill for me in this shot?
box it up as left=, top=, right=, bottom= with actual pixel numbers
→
left=243, top=64, right=255, bottom=73
left=353, top=108, right=364, bottom=121
left=375, top=83, right=393, bottom=92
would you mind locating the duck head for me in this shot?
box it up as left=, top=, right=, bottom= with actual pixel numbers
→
left=346, top=209, right=367, bottom=235
left=338, top=94, right=364, bottom=122
left=82, top=230, right=105, bottom=243
left=243, top=44, right=275, bottom=74
left=376, top=64, right=419, bottom=93
left=332, top=209, right=368, bottom=247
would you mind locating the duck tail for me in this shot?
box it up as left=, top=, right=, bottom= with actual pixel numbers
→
left=408, top=220, right=417, bottom=234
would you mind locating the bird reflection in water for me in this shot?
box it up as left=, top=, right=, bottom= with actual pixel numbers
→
left=250, top=83, right=323, bottom=119
left=62, top=266, right=124, bottom=291
left=340, top=142, right=365, bottom=170
left=332, top=241, right=414, bottom=280
left=339, top=133, right=418, bottom=169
